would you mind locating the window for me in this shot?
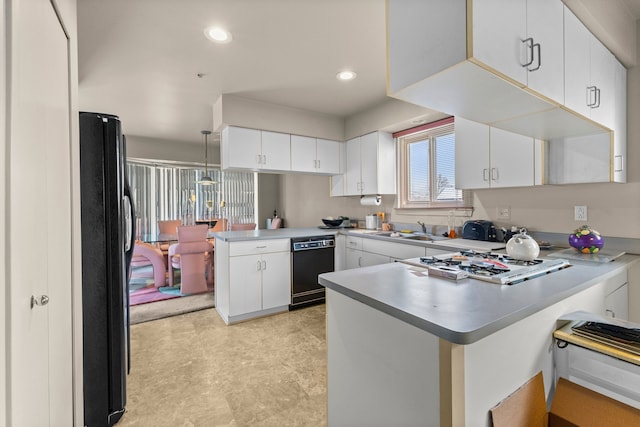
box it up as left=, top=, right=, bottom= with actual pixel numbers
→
left=397, top=117, right=469, bottom=209
left=127, top=161, right=255, bottom=235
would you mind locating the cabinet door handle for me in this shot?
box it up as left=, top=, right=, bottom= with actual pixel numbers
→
left=483, top=168, right=489, bottom=181
left=521, top=38, right=535, bottom=68
left=348, top=241, right=357, bottom=246
left=360, top=182, right=365, bottom=192
left=317, top=159, right=320, bottom=169
left=605, top=308, right=615, bottom=318
left=256, top=260, right=262, bottom=271
left=262, top=260, right=267, bottom=270
left=358, top=256, right=362, bottom=267
left=586, top=86, right=597, bottom=107
left=528, top=42, right=541, bottom=72
left=614, top=155, right=624, bottom=172
left=491, top=167, right=499, bottom=181
left=594, top=87, right=601, bottom=108
left=256, top=154, right=262, bottom=164
left=262, top=154, right=267, bottom=164
left=256, top=245, right=267, bottom=249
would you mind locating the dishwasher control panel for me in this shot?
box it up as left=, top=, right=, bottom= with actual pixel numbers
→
left=291, top=235, right=335, bottom=251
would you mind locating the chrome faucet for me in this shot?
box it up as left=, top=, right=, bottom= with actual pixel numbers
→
left=417, top=221, right=427, bottom=234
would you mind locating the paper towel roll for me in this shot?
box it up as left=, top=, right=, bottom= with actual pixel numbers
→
left=360, top=195, right=381, bottom=206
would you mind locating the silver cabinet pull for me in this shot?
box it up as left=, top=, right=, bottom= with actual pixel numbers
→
left=586, top=86, right=598, bottom=107
left=256, top=154, right=262, bottom=164
left=594, top=87, right=601, bottom=108
left=491, top=168, right=499, bottom=181
left=528, top=42, right=541, bottom=72
left=317, top=159, right=320, bottom=169
left=482, top=168, right=489, bottom=181
left=521, top=38, right=535, bottom=67
left=605, top=308, right=615, bottom=318
left=262, top=154, right=267, bottom=164
left=256, top=260, right=262, bottom=271
left=614, top=155, right=624, bottom=172
left=262, top=260, right=267, bottom=270
left=31, top=295, right=49, bottom=309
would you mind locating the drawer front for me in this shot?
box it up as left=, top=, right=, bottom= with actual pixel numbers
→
left=230, top=239, right=290, bottom=256
left=363, top=239, right=426, bottom=260
left=345, top=236, right=363, bottom=251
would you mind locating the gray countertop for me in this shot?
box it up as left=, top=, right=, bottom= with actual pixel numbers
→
left=212, top=227, right=339, bottom=242
left=319, top=254, right=639, bottom=345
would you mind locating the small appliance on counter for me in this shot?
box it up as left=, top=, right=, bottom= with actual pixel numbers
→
left=462, top=220, right=497, bottom=241
left=365, top=214, right=379, bottom=230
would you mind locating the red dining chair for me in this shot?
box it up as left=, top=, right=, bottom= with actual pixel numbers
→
left=168, top=225, right=213, bottom=294
left=130, top=240, right=167, bottom=287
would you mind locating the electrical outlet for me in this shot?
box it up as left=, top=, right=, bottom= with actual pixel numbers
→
left=497, top=206, right=511, bottom=220
left=574, top=205, right=588, bottom=221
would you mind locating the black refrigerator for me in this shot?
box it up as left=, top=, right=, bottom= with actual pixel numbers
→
left=80, top=112, right=135, bottom=426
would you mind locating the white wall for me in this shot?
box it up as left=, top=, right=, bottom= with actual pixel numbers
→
left=126, top=134, right=216, bottom=165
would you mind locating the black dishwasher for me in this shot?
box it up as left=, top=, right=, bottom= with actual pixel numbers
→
left=290, top=235, right=335, bottom=309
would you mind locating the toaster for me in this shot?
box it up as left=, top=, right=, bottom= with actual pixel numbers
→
left=462, top=220, right=497, bottom=242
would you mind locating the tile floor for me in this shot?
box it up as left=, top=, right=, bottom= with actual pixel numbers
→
left=119, top=305, right=327, bottom=426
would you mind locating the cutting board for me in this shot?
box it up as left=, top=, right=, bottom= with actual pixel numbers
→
left=547, top=248, right=625, bottom=263
left=429, top=238, right=506, bottom=251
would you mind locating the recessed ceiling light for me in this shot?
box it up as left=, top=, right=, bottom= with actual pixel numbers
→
left=336, top=70, right=357, bottom=81
left=204, top=26, right=232, bottom=43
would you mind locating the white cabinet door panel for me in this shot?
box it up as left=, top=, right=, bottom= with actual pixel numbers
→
left=346, top=248, right=362, bottom=269
left=317, top=138, right=340, bottom=174
left=564, top=7, right=592, bottom=119
left=261, top=131, right=291, bottom=171
left=345, top=137, right=361, bottom=195
left=359, top=132, right=379, bottom=195
left=490, top=127, right=534, bottom=188
left=261, top=251, right=291, bottom=310
left=291, top=135, right=317, bottom=173
left=472, top=0, right=527, bottom=85
left=229, top=255, right=262, bottom=316
left=589, top=37, right=615, bottom=129
left=225, top=127, right=262, bottom=169
left=526, top=0, right=564, bottom=103
left=455, top=117, right=490, bottom=189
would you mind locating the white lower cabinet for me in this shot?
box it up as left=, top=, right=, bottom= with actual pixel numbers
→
left=215, top=238, right=291, bottom=324
left=345, top=236, right=427, bottom=269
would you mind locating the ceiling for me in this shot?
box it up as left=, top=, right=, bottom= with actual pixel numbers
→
left=77, top=0, right=640, bottom=147
left=77, top=0, right=389, bottom=146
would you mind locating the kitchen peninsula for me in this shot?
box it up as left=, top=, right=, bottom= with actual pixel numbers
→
left=319, top=254, right=637, bottom=426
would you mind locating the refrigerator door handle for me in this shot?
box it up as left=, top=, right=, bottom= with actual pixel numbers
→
left=123, top=194, right=133, bottom=252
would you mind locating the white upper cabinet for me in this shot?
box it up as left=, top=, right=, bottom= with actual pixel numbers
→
left=344, top=131, right=395, bottom=196
left=330, top=142, right=346, bottom=196
left=455, top=117, right=537, bottom=189
left=387, top=0, right=615, bottom=141
left=473, top=0, right=564, bottom=103
left=221, top=126, right=291, bottom=172
left=261, top=131, right=292, bottom=171
left=316, top=139, right=341, bottom=174
left=291, top=135, right=340, bottom=175
left=564, top=7, right=615, bottom=129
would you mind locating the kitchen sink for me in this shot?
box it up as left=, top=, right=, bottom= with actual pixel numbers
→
left=402, top=235, right=434, bottom=241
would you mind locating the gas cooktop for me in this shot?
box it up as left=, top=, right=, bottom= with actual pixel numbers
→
left=404, top=250, right=571, bottom=285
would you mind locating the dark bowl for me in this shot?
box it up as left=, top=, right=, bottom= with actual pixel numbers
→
left=322, top=218, right=343, bottom=227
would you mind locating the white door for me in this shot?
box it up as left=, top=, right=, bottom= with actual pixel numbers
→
left=564, top=7, right=591, bottom=119
left=225, top=126, right=262, bottom=169
left=359, top=132, right=379, bottom=195
left=526, top=0, right=564, bottom=103
left=589, top=37, right=615, bottom=129
left=229, top=255, right=263, bottom=316
left=472, top=0, right=527, bottom=85
left=261, top=251, right=291, bottom=310
left=345, top=137, right=361, bottom=195
left=489, top=127, right=534, bottom=188
left=7, top=0, right=73, bottom=425
left=454, top=117, right=490, bottom=189
left=261, top=130, right=291, bottom=171
left=290, top=135, right=317, bottom=173
left=316, top=139, right=340, bottom=174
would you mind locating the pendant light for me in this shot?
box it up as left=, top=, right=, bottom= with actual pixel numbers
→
left=196, top=130, right=217, bottom=185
